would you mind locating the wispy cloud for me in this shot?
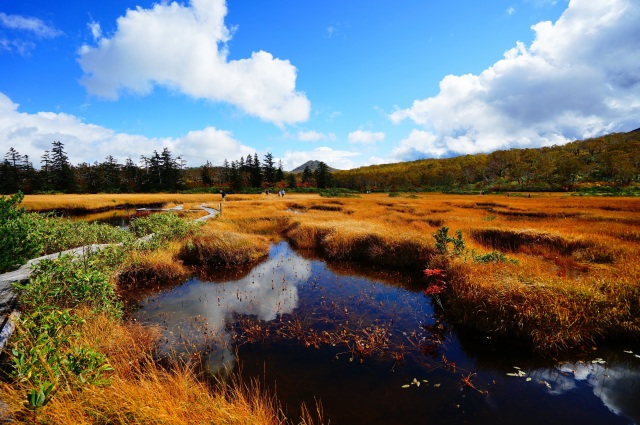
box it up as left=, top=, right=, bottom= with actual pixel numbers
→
left=297, top=130, right=336, bottom=142
left=0, top=13, right=62, bottom=38
left=0, top=12, right=62, bottom=55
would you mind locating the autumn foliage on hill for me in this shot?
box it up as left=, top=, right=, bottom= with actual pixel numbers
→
left=333, top=130, right=640, bottom=193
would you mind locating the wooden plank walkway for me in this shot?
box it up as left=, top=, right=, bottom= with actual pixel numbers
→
left=0, top=204, right=218, bottom=351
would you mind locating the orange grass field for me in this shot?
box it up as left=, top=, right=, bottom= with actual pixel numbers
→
left=21, top=193, right=224, bottom=212
left=23, top=192, right=640, bottom=353
left=196, top=192, right=640, bottom=353
left=21, top=192, right=640, bottom=352
left=9, top=191, right=639, bottom=424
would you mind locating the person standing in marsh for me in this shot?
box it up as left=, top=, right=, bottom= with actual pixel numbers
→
left=220, top=190, right=226, bottom=201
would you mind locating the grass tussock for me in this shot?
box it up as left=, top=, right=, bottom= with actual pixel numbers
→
left=179, top=228, right=270, bottom=267
left=443, top=258, right=640, bottom=353
left=285, top=218, right=435, bottom=270
left=117, top=243, right=190, bottom=291
left=470, top=228, right=619, bottom=263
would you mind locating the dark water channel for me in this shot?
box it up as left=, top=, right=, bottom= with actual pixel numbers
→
left=133, top=242, right=640, bottom=425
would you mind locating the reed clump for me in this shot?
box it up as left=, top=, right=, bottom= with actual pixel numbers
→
left=442, top=257, right=640, bottom=353
left=117, top=244, right=190, bottom=290
left=179, top=228, right=270, bottom=267
left=470, top=228, right=619, bottom=263
left=285, top=218, right=435, bottom=270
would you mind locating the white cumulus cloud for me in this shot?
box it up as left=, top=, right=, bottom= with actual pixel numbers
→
left=77, top=0, right=310, bottom=126
left=0, top=91, right=253, bottom=167
left=390, top=0, right=640, bottom=161
left=390, top=129, right=447, bottom=161
left=348, top=130, right=385, bottom=144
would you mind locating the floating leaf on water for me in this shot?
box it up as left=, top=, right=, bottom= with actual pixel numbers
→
left=401, top=384, right=411, bottom=389
left=526, top=377, right=532, bottom=382
left=539, top=380, right=551, bottom=389
left=591, top=358, right=606, bottom=364
left=623, top=350, right=634, bottom=354
left=422, top=380, right=429, bottom=383
left=434, top=383, right=441, bottom=388
left=635, top=354, right=640, bottom=359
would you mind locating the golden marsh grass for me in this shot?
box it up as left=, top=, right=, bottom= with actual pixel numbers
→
left=202, top=192, right=640, bottom=352
left=1, top=311, right=289, bottom=425
left=22, top=192, right=640, bottom=352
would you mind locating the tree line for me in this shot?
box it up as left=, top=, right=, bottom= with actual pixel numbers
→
left=332, top=131, right=640, bottom=192
left=0, top=141, right=334, bottom=194
left=3, top=130, right=636, bottom=195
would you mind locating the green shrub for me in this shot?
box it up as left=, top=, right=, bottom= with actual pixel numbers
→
left=14, top=254, right=122, bottom=318
left=0, top=192, right=42, bottom=272
left=129, top=212, right=201, bottom=247
left=433, top=226, right=465, bottom=256
left=30, top=215, right=134, bottom=255
left=471, top=249, right=518, bottom=264
left=11, top=309, right=113, bottom=412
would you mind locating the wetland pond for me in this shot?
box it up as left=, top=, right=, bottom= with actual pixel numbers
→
left=133, top=242, right=640, bottom=424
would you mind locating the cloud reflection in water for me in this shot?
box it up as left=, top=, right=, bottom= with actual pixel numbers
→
left=135, top=242, right=311, bottom=373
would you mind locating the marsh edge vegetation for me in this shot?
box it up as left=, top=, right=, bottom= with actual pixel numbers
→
left=2, top=191, right=639, bottom=422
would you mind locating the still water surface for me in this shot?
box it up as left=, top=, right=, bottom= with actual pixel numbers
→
left=134, top=242, right=640, bottom=424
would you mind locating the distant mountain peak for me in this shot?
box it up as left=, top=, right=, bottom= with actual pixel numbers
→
left=290, top=160, right=339, bottom=173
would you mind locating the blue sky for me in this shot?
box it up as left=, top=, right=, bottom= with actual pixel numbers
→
left=1, top=0, right=638, bottom=170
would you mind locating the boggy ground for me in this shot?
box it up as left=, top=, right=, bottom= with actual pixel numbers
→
left=21, top=191, right=640, bottom=352
left=171, top=192, right=640, bottom=354
left=7, top=191, right=639, bottom=423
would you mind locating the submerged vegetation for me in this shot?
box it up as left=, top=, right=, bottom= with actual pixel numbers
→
left=1, top=190, right=639, bottom=421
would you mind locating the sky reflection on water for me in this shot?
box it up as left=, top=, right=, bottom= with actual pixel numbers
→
left=134, top=241, right=640, bottom=425
left=135, top=242, right=308, bottom=371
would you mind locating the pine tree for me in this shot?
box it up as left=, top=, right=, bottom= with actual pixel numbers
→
left=201, top=160, right=214, bottom=186
left=302, top=166, right=313, bottom=185
left=287, top=172, right=297, bottom=189
left=315, top=161, right=332, bottom=189
left=275, top=160, right=285, bottom=183
left=122, top=157, right=139, bottom=192
left=50, top=141, right=75, bottom=192
left=263, top=152, right=275, bottom=184
left=250, top=153, right=262, bottom=188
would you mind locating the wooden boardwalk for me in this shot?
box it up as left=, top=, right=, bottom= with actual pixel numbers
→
left=0, top=204, right=218, bottom=351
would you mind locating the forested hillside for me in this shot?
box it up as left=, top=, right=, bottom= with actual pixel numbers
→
left=2, top=130, right=638, bottom=194
left=333, top=130, right=640, bottom=192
